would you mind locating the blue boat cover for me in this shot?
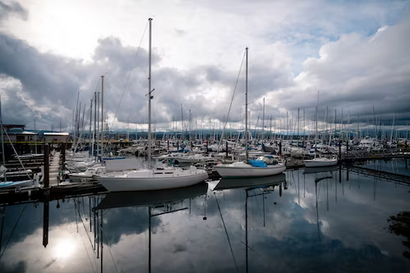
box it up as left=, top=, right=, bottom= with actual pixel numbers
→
left=249, top=160, right=267, bottom=167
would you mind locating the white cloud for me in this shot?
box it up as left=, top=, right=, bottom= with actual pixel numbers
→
left=0, top=0, right=409, bottom=129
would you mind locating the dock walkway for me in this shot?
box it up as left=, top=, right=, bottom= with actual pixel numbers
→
left=49, top=151, right=60, bottom=186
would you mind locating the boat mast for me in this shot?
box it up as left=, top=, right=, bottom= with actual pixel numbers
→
left=34, top=118, right=37, bottom=154
left=262, top=97, right=265, bottom=142
left=245, top=47, right=249, bottom=162
left=315, top=91, right=319, bottom=159
left=93, top=92, right=97, bottom=160
left=148, top=18, right=153, bottom=168
left=89, top=99, right=92, bottom=157
left=101, top=75, right=104, bottom=160
left=0, top=95, right=5, bottom=166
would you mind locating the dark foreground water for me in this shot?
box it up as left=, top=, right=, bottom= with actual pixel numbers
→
left=0, top=160, right=409, bottom=273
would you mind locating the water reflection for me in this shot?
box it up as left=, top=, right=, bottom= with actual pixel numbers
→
left=93, top=182, right=208, bottom=273
left=0, top=163, right=409, bottom=272
left=214, top=174, right=287, bottom=273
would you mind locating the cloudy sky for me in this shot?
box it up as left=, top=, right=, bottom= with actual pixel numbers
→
left=0, top=0, right=409, bottom=132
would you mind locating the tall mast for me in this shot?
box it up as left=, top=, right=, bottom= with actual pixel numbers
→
left=315, top=91, right=319, bottom=159
left=0, top=95, right=5, bottom=166
left=245, top=47, right=249, bottom=162
left=101, top=76, right=104, bottom=160
left=262, top=97, right=265, bottom=141
left=89, top=99, right=93, bottom=157
left=148, top=18, right=153, bottom=168
left=34, top=118, right=37, bottom=154
left=93, top=92, right=97, bottom=159
left=97, top=92, right=100, bottom=158
left=373, top=105, right=376, bottom=139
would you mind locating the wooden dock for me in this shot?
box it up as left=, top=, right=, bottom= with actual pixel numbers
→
left=49, top=151, right=60, bottom=185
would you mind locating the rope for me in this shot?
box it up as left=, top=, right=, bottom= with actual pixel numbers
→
left=100, top=226, right=120, bottom=273
left=213, top=192, right=239, bottom=273
left=2, top=129, right=32, bottom=180
left=76, top=199, right=94, bottom=250
left=217, top=51, right=246, bottom=153
left=0, top=205, right=26, bottom=259
left=78, top=219, right=97, bottom=273
left=110, top=20, right=149, bottom=130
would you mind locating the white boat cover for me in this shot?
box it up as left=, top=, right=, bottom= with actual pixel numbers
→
left=105, top=158, right=140, bottom=172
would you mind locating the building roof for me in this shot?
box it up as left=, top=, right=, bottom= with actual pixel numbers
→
left=3, top=124, right=25, bottom=129
left=3, top=131, right=38, bottom=135
left=43, top=132, right=70, bottom=136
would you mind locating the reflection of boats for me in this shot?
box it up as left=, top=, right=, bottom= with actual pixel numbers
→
left=213, top=171, right=286, bottom=272
left=314, top=173, right=334, bottom=241
left=303, top=165, right=339, bottom=174
left=95, top=182, right=208, bottom=210
left=214, top=173, right=286, bottom=191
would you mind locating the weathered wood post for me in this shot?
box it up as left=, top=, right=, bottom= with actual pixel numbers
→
left=346, top=141, right=349, bottom=155
left=43, top=144, right=49, bottom=188
left=339, top=143, right=342, bottom=161
left=279, top=141, right=282, bottom=156
left=42, top=199, right=49, bottom=248
left=339, top=165, right=342, bottom=183
left=61, top=142, right=66, bottom=171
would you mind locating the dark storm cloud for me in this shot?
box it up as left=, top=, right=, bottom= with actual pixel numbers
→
left=102, top=206, right=161, bottom=246
left=1, top=12, right=410, bottom=129
left=0, top=32, right=93, bottom=129
left=0, top=27, right=291, bottom=129
left=272, top=17, right=410, bottom=127
left=0, top=1, right=27, bottom=22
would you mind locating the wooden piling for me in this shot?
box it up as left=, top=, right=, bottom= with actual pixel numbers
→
left=43, top=144, right=49, bottom=188
left=279, top=142, right=282, bottom=156
left=42, top=200, right=49, bottom=248
left=339, top=144, right=342, bottom=161
left=61, top=143, right=66, bottom=172
left=339, top=165, right=342, bottom=183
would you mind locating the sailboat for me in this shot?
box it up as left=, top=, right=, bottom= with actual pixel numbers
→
left=214, top=48, right=286, bottom=178
left=95, top=18, right=208, bottom=192
left=304, top=92, right=337, bottom=168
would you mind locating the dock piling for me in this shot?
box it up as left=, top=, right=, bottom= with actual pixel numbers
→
left=43, top=144, right=49, bottom=188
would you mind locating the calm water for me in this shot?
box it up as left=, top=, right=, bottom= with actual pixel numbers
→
left=0, top=162, right=409, bottom=273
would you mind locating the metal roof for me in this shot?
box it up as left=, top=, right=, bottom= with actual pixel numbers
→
left=43, top=132, right=70, bottom=136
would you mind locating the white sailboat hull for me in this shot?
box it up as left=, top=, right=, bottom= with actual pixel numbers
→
left=304, top=158, right=338, bottom=167
left=96, top=169, right=208, bottom=192
left=215, top=163, right=286, bottom=178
